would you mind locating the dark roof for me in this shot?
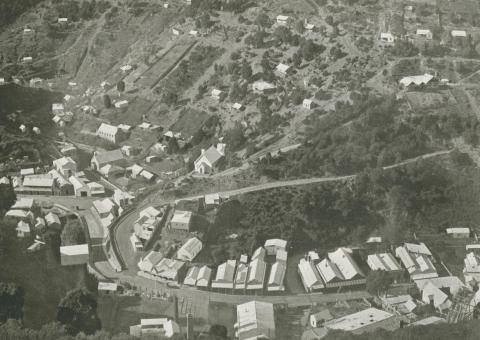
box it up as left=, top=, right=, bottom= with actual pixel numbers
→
left=93, top=149, right=124, bottom=165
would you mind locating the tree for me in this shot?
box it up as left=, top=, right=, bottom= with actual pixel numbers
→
left=224, top=122, right=246, bottom=151
left=103, top=94, right=111, bottom=108
left=240, top=59, right=252, bottom=81
left=167, top=137, right=180, bottom=154
left=57, top=288, right=101, bottom=335
left=61, top=219, right=86, bottom=246
left=0, top=181, right=16, bottom=211
left=366, top=270, right=394, bottom=296
left=209, top=324, right=228, bottom=339
left=116, top=80, right=125, bottom=93
left=0, top=282, right=24, bottom=322
left=295, top=20, right=304, bottom=34
left=162, top=90, right=178, bottom=107
left=254, top=12, right=270, bottom=29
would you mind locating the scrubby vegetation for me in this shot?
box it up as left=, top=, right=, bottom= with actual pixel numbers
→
left=0, top=0, right=42, bottom=29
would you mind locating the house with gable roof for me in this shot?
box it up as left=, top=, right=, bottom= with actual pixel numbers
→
left=193, top=144, right=226, bottom=175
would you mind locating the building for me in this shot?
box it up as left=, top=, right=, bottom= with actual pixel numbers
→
left=380, top=295, right=417, bottom=315
left=130, top=318, right=180, bottom=338
left=451, top=30, right=467, bottom=38
left=11, top=198, right=35, bottom=210
left=276, top=249, right=288, bottom=263
left=34, top=217, right=46, bottom=233
left=409, top=316, right=446, bottom=326
left=15, top=175, right=54, bottom=195
left=421, top=282, right=452, bottom=312
left=194, top=144, right=226, bottom=174
left=170, top=210, right=192, bottom=231
left=276, top=15, right=290, bottom=25
left=140, top=206, right=162, bottom=219
left=196, top=265, right=212, bottom=288
left=212, top=260, right=237, bottom=289
left=5, top=209, right=34, bottom=222
left=247, top=257, right=267, bottom=291
left=58, top=17, right=68, bottom=23
left=275, top=63, right=291, bottom=77
left=325, top=308, right=400, bottom=335
left=96, top=123, right=127, bottom=145
left=234, top=262, right=249, bottom=291
left=395, top=243, right=438, bottom=281
left=45, top=212, right=61, bottom=230
left=367, top=253, right=403, bottom=273
left=264, top=239, right=287, bottom=256
left=91, top=149, right=125, bottom=171
left=316, top=248, right=366, bottom=288
left=60, top=244, right=89, bottom=266
left=134, top=215, right=158, bottom=242
left=184, top=266, right=200, bottom=286
left=177, top=237, right=203, bottom=262
left=49, top=169, right=74, bottom=195
left=115, top=100, right=129, bottom=109
left=310, top=310, right=333, bottom=328
left=138, top=251, right=164, bottom=272
left=267, top=262, right=286, bottom=292
left=151, top=258, right=185, bottom=281
left=302, top=98, right=315, bottom=110
left=130, top=233, right=143, bottom=252
left=16, top=221, right=31, bottom=238
left=399, top=73, right=434, bottom=87
left=69, top=176, right=90, bottom=197
left=100, top=164, right=124, bottom=179
left=98, top=282, right=119, bottom=295
left=416, top=29, right=433, bottom=40
left=379, top=32, right=395, bottom=43
left=93, top=198, right=117, bottom=228
left=211, top=89, right=224, bottom=100
left=235, top=301, right=275, bottom=340
left=204, top=193, right=222, bottom=209
left=252, top=81, right=276, bottom=94
left=464, top=252, right=480, bottom=282
left=298, top=258, right=324, bottom=292
left=415, top=276, right=468, bottom=298
left=446, top=227, right=470, bottom=238
left=53, top=156, right=77, bottom=178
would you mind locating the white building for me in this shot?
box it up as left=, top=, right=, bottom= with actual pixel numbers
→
left=399, top=73, right=434, bottom=87
left=416, top=29, right=433, bottom=40
left=196, top=265, right=212, bottom=288
left=275, top=63, right=291, bottom=77
left=96, top=123, right=126, bottom=144
left=11, top=198, right=35, bottom=210
left=130, top=233, right=143, bottom=252
left=16, top=221, right=31, bottom=238
left=267, top=262, right=286, bottom=292
left=235, top=262, right=249, bottom=291
left=176, top=237, right=202, bottom=262
left=298, top=258, right=324, bottom=292
left=130, top=318, right=180, bottom=338
left=302, top=98, right=314, bottom=110
left=60, top=244, right=89, bottom=266
left=247, top=258, right=267, bottom=291
left=464, top=252, right=480, bottom=282
left=310, top=310, right=333, bottom=328
left=451, top=30, right=467, bottom=38
left=235, top=301, right=275, bottom=340
left=325, top=308, right=399, bottom=335
left=184, top=266, right=200, bottom=286
left=211, top=89, right=224, bottom=100
left=264, top=239, right=287, bottom=256
left=114, top=100, right=129, bottom=109
left=367, top=253, right=403, bottom=273
left=446, top=227, right=470, bottom=238
left=316, top=248, right=366, bottom=288
left=69, top=176, right=90, bottom=197
left=252, top=81, right=276, bottom=94
left=53, top=156, right=77, bottom=178
left=212, top=259, right=237, bottom=289
left=45, top=212, right=61, bottom=230
left=194, top=144, right=225, bottom=174
left=395, top=243, right=438, bottom=281
left=170, top=210, right=192, bottom=231
left=379, top=32, right=395, bottom=43
left=276, top=15, right=290, bottom=25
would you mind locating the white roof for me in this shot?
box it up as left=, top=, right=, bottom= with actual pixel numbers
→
left=415, top=276, right=467, bottom=293
left=117, top=124, right=132, bottom=132
left=380, top=32, right=394, bottom=39
left=177, top=237, right=203, bottom=261
left=268, top=261, right=286, bottom=286
left=247, top=258, right=266, bottom=285
left=6, top=209, right=29, bottom=218
left=298, top=258, right=324, bottom=289
left=404, top=242, right=432, bottom=256
left=69, top=176, right=86, bottom=190
left=45, top=212, right=61, bottom=226
left=416, top=29, right=432, bottom=35
left=138, top=122, right=151, bottom=129
left=252, top=81, right=276, bottom=92
left=204, top=193, right=220, bottom=205
left=422, top=282, right=449, bottom=308
left=141, top=170, right=154, bottom=180
left=53, top=156, right=76, bottom=169
left=93, top=198, right=116, bottom=215
left=325, top=308, right=394, bottom=332
left=264, top=239, right=287, bottom=249
left=252, top=247, right=266, bottom=260
left=366, top=236, right=382, bottom=243
left=120, top=64, right=132, bottom=71
left=367, top=253, right=402, bottom=272
left=60, top=244, right=89, bottom=256
left=97, top=123, right=119, bottom=136
left=138, top=251, right=164, bottom=272
left=12, top=198, right=34, bottom=210
left=196, top=265, right=212, bottom=287
left=446, top=227, right=469, bottom=235
left=327, top=247, right=364, bottom=280
left=235, top=263, right=249, bottom=287
left=140, top=206, right=161, bottom=218
left=171, top=210, right=192, bottom=224
left=214, top=260, right=236, bottom=283
left=20, top=168, right=34, bottom=176
left=98, top=282, right=118, bottom=291
left=23, top=175, right=54, bottom=188
left=409, top=316, right=446, bottom=326
left=236, top=301, right=275, bottom=340
left=232, top=103, right=243, bottom=109
left=16, top=221, right=31, bottom=233
left=212, top=89, right=223, bottom=96
left=276, top=63, right=290, bottom=74
left=153, top=258, right=185, bottom=279
left=52, top=103, right=64, bottom=111
left=184, top=266, right=200, bottom=285
left=276, top=249, right=288, bottom=262
left=0, top=177, right=9, bottom=185
left=276, top=15, right=289, bottom=21
left=451, top=30, right=467, bottom=37
left=399, top=74, right=434, bottom=86
left=317, top=258, right=344, bottom=283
